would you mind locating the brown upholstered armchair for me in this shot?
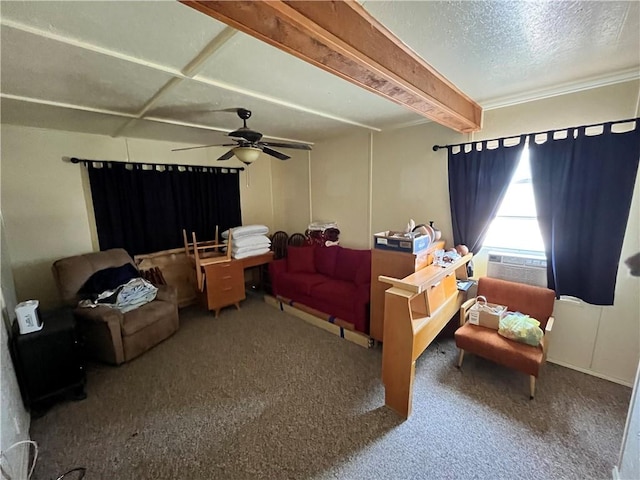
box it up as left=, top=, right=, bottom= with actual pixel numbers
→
left=52, top=248, right=179, bottom=365
left=455, top=277, right=556, bottom=399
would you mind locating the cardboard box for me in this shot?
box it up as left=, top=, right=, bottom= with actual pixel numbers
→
left=374, top=231, right=431, bottom=254
left=468, top=297, right=507, bottom=329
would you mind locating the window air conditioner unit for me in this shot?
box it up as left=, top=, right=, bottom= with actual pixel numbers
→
left=487, top=252, right=548, bottom=288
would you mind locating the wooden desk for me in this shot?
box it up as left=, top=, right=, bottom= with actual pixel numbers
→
left=238, top=251, right=274, bottom=269
left=135, top=249, right=274, bottom=313
left=200, top=252, right=273, bottom=316
left=380, top=253, right=472, bottom=419
left=198, top=251, right=273, bottom=269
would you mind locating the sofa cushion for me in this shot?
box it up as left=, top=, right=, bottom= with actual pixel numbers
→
left=354, top=251, right=372, bottom=286
left=287, top=246, right=316, bottom=273
left=278, top=272, right=328, bottom=296
left=121, top=299, right=176, bottom=336
left=311, top=280, right=359, bottom=311
left=314, top=246, right=338, bottom=277
left=455, top=323, right=545, bottom=377
left=335, top=247, right=370, bottom=283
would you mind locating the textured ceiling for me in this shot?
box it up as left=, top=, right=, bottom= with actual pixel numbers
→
left=361, top=0, right=640, bottom=109
left=1, top=1, right=638, bottom=149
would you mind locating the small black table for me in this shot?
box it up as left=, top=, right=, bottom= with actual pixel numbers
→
left=10, top=307, right=86, bottom=413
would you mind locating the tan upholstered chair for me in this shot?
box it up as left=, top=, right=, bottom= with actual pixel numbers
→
left=455, top=277, right=556, bottom=399
left=52, top=248, right=179, bottom=365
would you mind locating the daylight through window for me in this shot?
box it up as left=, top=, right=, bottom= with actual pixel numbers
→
left=483, top=148, right=545, bottom=253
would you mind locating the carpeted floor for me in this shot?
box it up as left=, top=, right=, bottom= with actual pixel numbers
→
left=30, top=294, right=631, bottom=479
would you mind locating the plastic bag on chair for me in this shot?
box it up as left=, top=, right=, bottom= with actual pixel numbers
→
left=498, top=312, right=543, bottom=346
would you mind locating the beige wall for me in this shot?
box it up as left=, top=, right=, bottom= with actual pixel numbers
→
left=469, top=81, right=640, bottom=385
left=1, top=215, right=30, bottom=478
left=308, top=130, right=372, bottom=248
left=1, top=80, right=638, bottom=383
left=301, top=80, right=640, bottom=385
left=270, top=150, right=311, bottom=234
left=372, top=121, right=465, bottom=247
left=0, top=125, right=274, bottom=309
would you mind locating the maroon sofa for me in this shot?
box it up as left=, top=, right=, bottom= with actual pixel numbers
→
left=269, top=245, right=372, bottom=334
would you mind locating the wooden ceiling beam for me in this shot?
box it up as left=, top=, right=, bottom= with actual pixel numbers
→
left=181, top=0, right=482, bottom=133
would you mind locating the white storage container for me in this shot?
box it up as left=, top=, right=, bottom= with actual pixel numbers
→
left=15, top=300, right=43, bottom=334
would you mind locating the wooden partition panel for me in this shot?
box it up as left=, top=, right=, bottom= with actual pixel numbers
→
left=380, top=254, right=472, bottom=419
left=370, top=241, right=446, bottom=342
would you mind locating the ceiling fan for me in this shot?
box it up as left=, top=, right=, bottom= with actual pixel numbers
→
left=171, top=108, right=312, bottom=165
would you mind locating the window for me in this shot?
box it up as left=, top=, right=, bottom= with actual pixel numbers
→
left=86, top=162, right=242, bottom=256
left=483, top=148, right=545, bottom=253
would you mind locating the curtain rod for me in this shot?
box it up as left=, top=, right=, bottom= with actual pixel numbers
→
left=69, top=157, right=245, bottom=171
left=432, top=116, right=640, bottom=152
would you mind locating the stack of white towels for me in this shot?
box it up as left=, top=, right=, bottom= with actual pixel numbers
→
left=222, top=224, right=271, bottom=259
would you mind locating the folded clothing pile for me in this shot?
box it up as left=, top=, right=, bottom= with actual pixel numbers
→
left=222, top=224, right=271, bottom=259
left=79, top=278, right=158, bottom=313
left=306, top=221, right=340, bottom=247
left=77, top=263, right=158, bottom=313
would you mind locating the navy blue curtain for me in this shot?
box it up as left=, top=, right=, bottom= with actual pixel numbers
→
left=87, top=163, right=242, bottom=256
left=529, top=122, right=640, bottom=305
left=448, top=137, right=525, bottom=254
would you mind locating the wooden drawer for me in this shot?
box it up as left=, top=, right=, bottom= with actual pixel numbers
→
left=204, top=261, right=245, bottom=311
left=414, top=252, right=432, bottom=271
left=425, top=280, right=446, bottom=316
left=443, top=272, right=457, bottom=298
left=206, top=262, right=242, bottom=287
left=214, top=284, right=245, bottom=304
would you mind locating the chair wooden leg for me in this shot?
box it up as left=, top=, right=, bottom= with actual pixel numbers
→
left=529, top=375, right=536, bottom=400
left=457, top=350, right=465, bottom=369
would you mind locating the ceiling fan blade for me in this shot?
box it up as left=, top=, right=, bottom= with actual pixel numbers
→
left=217, top=149, right=236, bottom=161
left=229, top=127, right=263, bottom=143
left=197, top=107, right=247, bottom=114
left=172, top=143, right=236, bottom=152
left=262, top=146, right=290, bottom=161
left=261, top=141, right=312, bottom=151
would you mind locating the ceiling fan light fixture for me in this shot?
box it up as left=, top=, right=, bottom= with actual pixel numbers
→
left=173, top=109, right=310, bottom=160
left=233, top=146, right=261, bottom=165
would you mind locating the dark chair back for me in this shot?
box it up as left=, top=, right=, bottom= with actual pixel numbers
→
left=288, top=233, right=308, bottom=247
left=270, top=231, right=289, bottom=259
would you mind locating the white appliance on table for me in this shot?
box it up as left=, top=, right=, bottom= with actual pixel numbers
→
left=15, top=299, right=43, bottom=334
